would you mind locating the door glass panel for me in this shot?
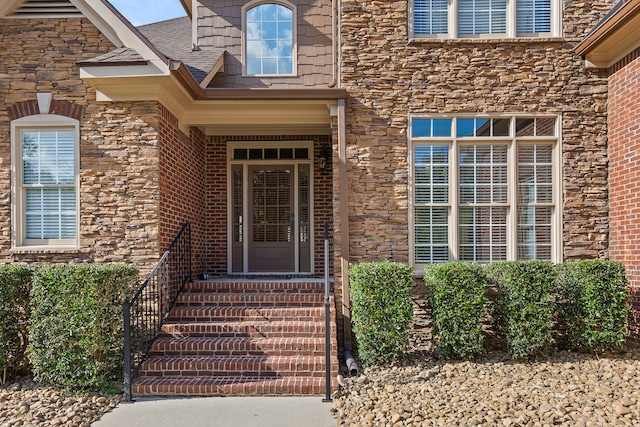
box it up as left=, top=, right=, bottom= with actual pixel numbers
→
left=252, top=169, right=292, bottom=243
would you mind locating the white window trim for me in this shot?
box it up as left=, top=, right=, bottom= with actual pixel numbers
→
left=408, top=114, right=563, bottom=275
left=409, top=0, right=563, bottom=40
left=241, top=0, right=298, bottom=77
left=11, top=114, right=80, bottom=251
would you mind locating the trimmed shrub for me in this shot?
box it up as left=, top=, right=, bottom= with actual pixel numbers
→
left=0, top=265, right=33, bottom=380
left=557, top=260, right=629, bottom=350
left=426, top=263, right=487, bottom=359
left=350, top=260, right=414, bottom=366
left=488, top=261, right=556, bottom=359
left=29, top=264, right=139, bottom=391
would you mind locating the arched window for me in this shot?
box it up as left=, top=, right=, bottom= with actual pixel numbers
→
left=245, top=2, right=295, bottom=75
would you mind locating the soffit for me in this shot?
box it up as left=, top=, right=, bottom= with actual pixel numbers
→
left=576, top=0, right=640, bottom=68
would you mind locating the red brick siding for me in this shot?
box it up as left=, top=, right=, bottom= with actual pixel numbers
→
left=608, top=54, right=640, bottom=339
left=159, top=106, right=207, bottom=277
left=206, top=135, right=334, bottom=277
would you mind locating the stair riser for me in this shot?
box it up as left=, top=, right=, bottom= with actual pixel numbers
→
left=184, top=282, right=330, bottom=294
left=132, top=378, right=335, bottom=397
left=175, top=294, right=324, bottom=306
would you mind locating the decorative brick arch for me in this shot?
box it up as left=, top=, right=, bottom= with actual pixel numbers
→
left=7, top=99, right=85, bottom=121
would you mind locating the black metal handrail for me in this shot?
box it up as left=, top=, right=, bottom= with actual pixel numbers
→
left=123, top=222, right=192, bottom=402
left=323, top=221, right=332, bottom=403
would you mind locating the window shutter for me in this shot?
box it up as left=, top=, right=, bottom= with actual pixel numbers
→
left=516, top=0, right=551, bottom=33
left=414, top=0, right=448, bottom=34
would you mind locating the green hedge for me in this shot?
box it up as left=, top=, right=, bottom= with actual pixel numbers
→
left=350, top=260, right=414, bottom=366
left=0, top=265, right=33, bottom=380
left=426, top=263, right=487, bottom=359
left=487, top=261, right=557, bottom=359
left=29, top=264, right=139, bottom=391
left=557, top=260, right=629, bottom=350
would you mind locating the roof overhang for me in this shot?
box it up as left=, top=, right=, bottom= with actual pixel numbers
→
left=82, top=70, right=347, bottom=136
left=575, top=0, right=640, bottom=68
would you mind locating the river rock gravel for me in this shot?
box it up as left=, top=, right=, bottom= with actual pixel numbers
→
left=0, top=378, right=120, bottom=427
left=332, top=347, right=640, bottom=426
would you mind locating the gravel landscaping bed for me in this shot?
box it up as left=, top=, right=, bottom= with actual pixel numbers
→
left=0, top=378, right=120, bottom=427
left=332, top=347, right=640, bottom=426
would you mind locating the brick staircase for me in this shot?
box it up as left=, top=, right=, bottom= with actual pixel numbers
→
left=131, top=279, right=338, bottom=397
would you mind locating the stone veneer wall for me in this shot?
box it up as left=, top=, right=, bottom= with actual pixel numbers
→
left=159, top=106, right=208, bottom=277
left=330, top=0, right=615, bottom=346
left=608, top=52, right=640, bottom=339
left=0, top=18, right=162, bottom=274
left=205, top=135, right=334, bottom=276
left=338, top=0, right=613, bottom=270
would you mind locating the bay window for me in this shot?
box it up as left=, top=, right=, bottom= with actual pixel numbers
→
left=410, top=116, right=561, bottom=269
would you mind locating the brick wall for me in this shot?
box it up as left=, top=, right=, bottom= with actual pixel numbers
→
left=159, top=106, right=208, bottom=277
left=0, top=18, right=163, bottom=274
left=608, top=54, right=640, bottom=338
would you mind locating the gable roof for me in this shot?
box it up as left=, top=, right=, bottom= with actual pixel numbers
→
left=138, top=17, right=224, bottom=85
left=575, top=0, right=640, bottom=68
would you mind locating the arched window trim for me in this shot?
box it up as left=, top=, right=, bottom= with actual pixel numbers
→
left=242, top=0, right=297, bottom=77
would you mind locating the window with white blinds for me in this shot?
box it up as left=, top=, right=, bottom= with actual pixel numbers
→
left=412, top=0, right=556, bottom=37
left=410, top=116, right=560, bottom=267
left=13, top=121, right=79, bottom=248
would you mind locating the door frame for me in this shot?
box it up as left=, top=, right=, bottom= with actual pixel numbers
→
left=227, top=141, right=315, bottom=274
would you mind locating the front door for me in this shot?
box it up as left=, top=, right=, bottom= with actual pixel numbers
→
left=248, top=166, right=295, bottom=272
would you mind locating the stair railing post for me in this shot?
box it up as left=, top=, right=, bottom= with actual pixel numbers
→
left=123, top=298, right=133, bottom=403
left=323, top=221, right=332, bottom=402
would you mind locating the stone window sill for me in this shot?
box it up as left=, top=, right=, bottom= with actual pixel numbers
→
left=408, top=37, right=567, bottom=45
left=10, top=247, right=80, bottom=255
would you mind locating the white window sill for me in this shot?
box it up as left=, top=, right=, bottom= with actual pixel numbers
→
left=408, top=36, right=564, bottom=44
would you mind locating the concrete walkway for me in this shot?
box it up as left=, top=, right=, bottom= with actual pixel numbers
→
left=92, top=396, right=336, bottom=427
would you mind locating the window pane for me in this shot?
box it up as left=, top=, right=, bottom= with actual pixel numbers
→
left=458, top=0, right=506, bottom=35
left=22, top=130, right=74, bottom=185
left=459, top=206, right=507, bottom=262
left=518, top=206, right=552, bottom=260
left=246, top=3, right=294, bottom=75
left=414, top=0, right=448, bottom=34
left=518, top=144, right=553, bottom=204
left=516, top=0, right=551, bottom=33
left=459, top=144, right=508, bottom=204
left=516, top=117, right=556, bottom=136
left=415, top=206, right=449, bottom=263
left=415, top=145, right=449, bottom=204
left=25, top=187, right=76, bottom=239
left=412, top=118, right=452, bottom=137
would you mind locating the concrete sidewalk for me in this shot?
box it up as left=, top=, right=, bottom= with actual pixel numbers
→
left=92, top=396, right=336, bottom=427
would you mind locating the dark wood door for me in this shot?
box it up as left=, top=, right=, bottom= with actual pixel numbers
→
left=248, top=166, right=295, bottom=272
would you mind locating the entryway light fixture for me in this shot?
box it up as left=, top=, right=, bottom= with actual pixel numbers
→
left=319, top=146, right=330, bottom=173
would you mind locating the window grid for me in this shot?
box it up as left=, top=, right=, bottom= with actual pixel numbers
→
left=246, top=3, right=294, bottom=75
left=21, top=129, right=77, bottom=242
left=411, top=116, right=558, bottom=266
left=414, top=145, right=450, bottom=263
left=412, top=0, right=555, bottom=37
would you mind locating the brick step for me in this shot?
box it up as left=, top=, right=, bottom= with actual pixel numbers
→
left=184, top=281, right=329, bottom=294
left=174, top=292, right=324, bottom=307
left=137, top=355, right=328, bottom=378
left=132, top=376, right=332, bottom=396
left=166, top=306, right=324, bottom=322
left=160, top=320, right=330, bottom=338
left=148, top=336, right=328, bottom=357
